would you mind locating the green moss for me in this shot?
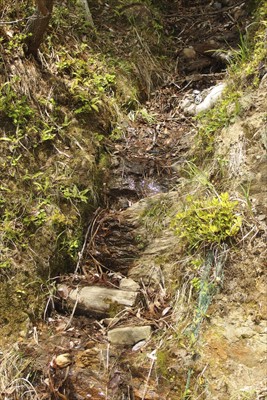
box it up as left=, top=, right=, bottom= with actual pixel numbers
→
left=235, top=1, right=267, bottom=83
left=140, top=196, right=173, bottom=237
left=156, top=349, right=169, bottom=376
left=0, top=275, right=46, bottom=346
left=107, top=301, right=124, bottom=317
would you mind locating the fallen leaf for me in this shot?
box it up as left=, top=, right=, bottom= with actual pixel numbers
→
left=162, top=306, right=171, bottom=316
left=108, top=371, right=121, bottom=390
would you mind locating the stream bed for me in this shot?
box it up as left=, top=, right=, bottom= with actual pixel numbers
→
left=10, top=1, right=261, bottom=398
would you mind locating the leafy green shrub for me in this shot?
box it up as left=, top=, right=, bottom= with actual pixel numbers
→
left=0, top=80, right=34, bottom=126
left=55, top=48, right=116, bottom=115
left=171, top=192, right=242, bottom=249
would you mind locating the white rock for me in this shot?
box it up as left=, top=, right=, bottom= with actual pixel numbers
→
left=180, top=83, right=226, bottom=115
left=195, top=83, right=226, bottom=114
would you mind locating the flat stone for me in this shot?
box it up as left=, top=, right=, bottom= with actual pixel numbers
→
left=120, top=277, right=140, bottom=291
left=108, top=325, right=151, bottom=345
left=67, top=286, right=138, bottom=316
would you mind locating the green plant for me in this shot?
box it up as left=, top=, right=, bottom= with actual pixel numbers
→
left=135, top=234, right=147, bottom=249
left=230, top=32, right=250, bottom=67
left=190, top=277, right=201, bottom=291
left=56, top=50, right=116, bottom=115
left=183, top=161, right=214, bottom=190
left=5, top=33, right=30, bottom=54
left=196, top=89, right=241, bottom=154
left=23, top=203, right=48, bottom=228
left=60, top=184, right=89, bottom=203
left=0, top=80, right=34, bottom=126
left=137, top=107, right=157, bottom=124
left=240, top=182, right=253, bottom=212
left=229, top=5, right=267, bottom=85
left=51, top=1, right=94, bottom=35
left=171, top=192, right=242, bottom=249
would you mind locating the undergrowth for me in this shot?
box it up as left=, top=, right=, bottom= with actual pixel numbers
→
left=0, top=0, right=141, bottom=276
left=171, top=192, right=242, bottom=250
left=140, top=195, right=173, bottom=237
left=196, top=0, right=267, bottom=157
left=196, top=88, right=242, bottom=154
left=0, top=0, right=174, bottom=344
left=0, top=348, right=39, bottom=400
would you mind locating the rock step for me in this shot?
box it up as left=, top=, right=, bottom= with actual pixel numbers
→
left=64, top=285, right=138, bottom=317
left=108, top=325, right=152, bottom=345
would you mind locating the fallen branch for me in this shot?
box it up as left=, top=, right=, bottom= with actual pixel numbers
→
left=74, top=207, right=103, bottom=274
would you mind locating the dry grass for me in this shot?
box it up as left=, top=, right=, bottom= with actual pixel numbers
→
left=0, top=348, right=40, bottom=400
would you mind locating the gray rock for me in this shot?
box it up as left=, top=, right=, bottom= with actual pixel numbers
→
left=108, top=325, right=151, bottom=345
left=120, top=277, right=140, bottom=292
left=67, top=286, right=138, bottom=316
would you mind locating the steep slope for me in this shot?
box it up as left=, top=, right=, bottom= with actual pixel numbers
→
left=0, top=1, right=266, bottom=399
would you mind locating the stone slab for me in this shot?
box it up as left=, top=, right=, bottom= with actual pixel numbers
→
left=108, top=325, right=151, bottom=345
left=119, top=277, right=140, bottom=292
left=67, top=286, right=138, bottom=316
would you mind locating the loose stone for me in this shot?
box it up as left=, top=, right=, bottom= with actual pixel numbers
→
left=66, top=286, right=138, bottom=317
left=54, top=353, right=72, bottom=368
left=108, top=325, right=151, bottom=345
left=119, top=277, right=140, bottom=291
left=183, top=47, right=196, bottom=59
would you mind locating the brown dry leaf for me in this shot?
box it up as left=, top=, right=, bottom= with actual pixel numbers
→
left=148, top=302, right=157, bottom=316
left=57, top=284, right=69, bottom=299
left=108, top=371, right=121, bottom=390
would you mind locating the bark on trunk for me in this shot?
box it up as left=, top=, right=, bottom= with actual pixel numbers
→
left=24, top=0, right=53, bottom=57
left=79, top=0, right=94, bottom=27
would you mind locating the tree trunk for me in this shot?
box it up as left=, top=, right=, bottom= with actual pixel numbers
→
left=79, top=0, right=94, bottom=27
left=24, top=0, right=54, bottom=57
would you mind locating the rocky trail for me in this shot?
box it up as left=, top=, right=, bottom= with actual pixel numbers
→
left=11, top=2, right=267, bottom=400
